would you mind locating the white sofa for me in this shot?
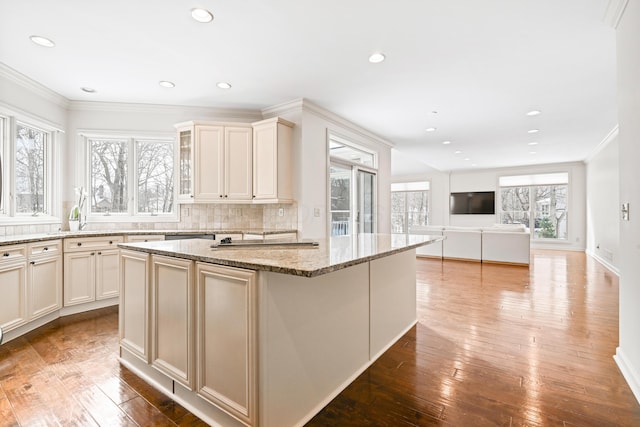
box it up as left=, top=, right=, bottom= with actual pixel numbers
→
left=410, top=224, right=530, bottom=265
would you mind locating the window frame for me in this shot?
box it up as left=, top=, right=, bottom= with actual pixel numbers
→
left=81, top=131, right=178, bottom=223
left=391, top=181, right=430, bottom=234
left=498, top=172, right=570, bottom=242
left=0, top=111, right=61, bottom=224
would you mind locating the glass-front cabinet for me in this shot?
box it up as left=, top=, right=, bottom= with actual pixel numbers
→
left=177, top=125, right=194, bottom=201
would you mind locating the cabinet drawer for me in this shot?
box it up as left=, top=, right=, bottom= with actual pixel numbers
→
left=0, top=245, right=27, bottom=263
left=125, top=235, right=165, bottom=243
left=64, top=236, right=124, bottom=252
left=29, top=240, right=62, bottom=257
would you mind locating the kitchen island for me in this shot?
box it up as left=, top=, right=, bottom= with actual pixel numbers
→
left=118, top=233, right=440, bottom=427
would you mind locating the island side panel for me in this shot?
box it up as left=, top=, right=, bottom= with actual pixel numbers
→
left=369, top=249, right=417, bottom=360
left=258, top=263, right=370, bottom=427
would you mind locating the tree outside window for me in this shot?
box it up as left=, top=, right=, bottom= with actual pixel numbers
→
left=15, top=123, right=46, bottom=214
left=500, top=184, right=568, bottom=240
left=88, top=137, right=174, bottom=216
left=392, top=189, right=428, bottom=233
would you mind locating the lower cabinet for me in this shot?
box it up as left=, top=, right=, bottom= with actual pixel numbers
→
left=63, top=236, right=123, bottom=306
left=120, top=250, right=150, bottom=363
left=196, top=263, right=257, bottom=426
left=28, top=240, right=62, bottom=319
left=151, top=255, right=194, bottom=389
left=0, top=245, right=28, bottom=332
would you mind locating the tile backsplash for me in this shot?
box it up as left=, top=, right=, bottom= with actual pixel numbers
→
left=0, top=203, right=298, bottom=237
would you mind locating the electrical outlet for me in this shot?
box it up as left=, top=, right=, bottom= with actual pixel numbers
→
left=184, top=207, right=190, bottom=217
left=278, top=208, right=284, bottom=217
left=314, top=208, right=321, bottom=217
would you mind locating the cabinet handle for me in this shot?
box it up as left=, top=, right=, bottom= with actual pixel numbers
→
left=77, top=242, right=82, bottom=247
left=252, top=195, right=256, bottom=199
left=224, top=195, right=228, bottom=198
left=98, top=252, right=102, bottom=255
left=43, top=247, right=49, bottom=251
left=3, top=253, right=9, bottom=257
left=30, top=261, right=35, bottom=265
left=190, top=195, right=194, bottom=198
left=109, top=241, right=113, bottom=244
left=91, top=252, right=95, bottom=256
left=219, top=195, right=223, bottom=198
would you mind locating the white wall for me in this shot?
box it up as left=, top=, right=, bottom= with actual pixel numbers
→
left=585, top=132, right=619, bottom=273
left=267, top=100, right=393, bottom=240
left=391, top=161, right=587, bottom=250
left=614, top=0, right=640, bottom=404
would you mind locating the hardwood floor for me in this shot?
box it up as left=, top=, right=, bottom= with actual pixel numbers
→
left=1, top=250, right=639, bottom=426
left=307, top=250, right=640, bottom=426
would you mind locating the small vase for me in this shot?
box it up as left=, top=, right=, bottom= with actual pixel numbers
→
left=69, top=221, right=80, bottom=232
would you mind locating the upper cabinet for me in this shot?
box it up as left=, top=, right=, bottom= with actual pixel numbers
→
left=252, top=117, right=294, bottom=203
left=175, top=122, right=253, bottom=203
left=175, top=118, right=293, bottom=204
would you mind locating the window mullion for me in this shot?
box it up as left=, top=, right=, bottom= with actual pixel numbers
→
left=130, top=138, right=136, bottom=216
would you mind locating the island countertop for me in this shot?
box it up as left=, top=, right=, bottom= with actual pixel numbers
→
left=118, top=233, right=442, bottom=277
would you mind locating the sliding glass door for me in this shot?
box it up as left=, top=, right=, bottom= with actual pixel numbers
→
left=330, top=162, right=376, bottom=236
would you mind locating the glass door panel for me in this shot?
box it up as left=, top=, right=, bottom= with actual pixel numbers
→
left=330, top=164, right=352, bottom=236
left=357, top=170, right=375, bottom=234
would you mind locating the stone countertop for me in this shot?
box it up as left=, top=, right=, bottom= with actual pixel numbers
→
left=0, top=229, right=298, bottom=246
left=119, top=233, right=443, bottom=278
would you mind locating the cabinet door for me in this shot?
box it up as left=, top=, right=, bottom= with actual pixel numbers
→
left=29, top=255, right=62, bottom=319
left=0, top=261, right=27, bottom=331
left=63, top=252, right=96, bottom=306
left=96, top=249, right=120, bottom=300
left=225, top=126, right=253, bottom=201
left=120, top=250, right=150, bottom=363
left=196, top=263, right=256, bottom=426
left=194, top=125, right=224, bottom=202
left=252, top=122, right=278, bottom=200
left=151, top=255, right=194, bottom=389
left=177, top=126, right=194, bottom=200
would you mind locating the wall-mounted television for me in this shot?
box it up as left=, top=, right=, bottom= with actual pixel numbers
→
left=450, top=191, right=495, bottom=214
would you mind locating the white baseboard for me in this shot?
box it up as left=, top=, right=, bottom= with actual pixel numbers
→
left=585, top=249, right=620, bottom=276
left=614, top=347, right=640, bottom=405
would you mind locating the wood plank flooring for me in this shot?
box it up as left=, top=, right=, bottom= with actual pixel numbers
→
left=307, top=250, right=640, bottom=426
left=1, top=250, right=639, bottom=426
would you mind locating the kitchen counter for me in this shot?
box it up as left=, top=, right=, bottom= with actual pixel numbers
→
left=118, top=233, right=441, bottom=277
left=0, top=228, right=298, bottom=246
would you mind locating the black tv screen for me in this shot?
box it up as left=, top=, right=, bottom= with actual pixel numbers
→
left=450, top=191, right=495, bottom=214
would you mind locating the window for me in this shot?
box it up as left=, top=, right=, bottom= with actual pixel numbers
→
left=499, top=173, right=568, bottom=240
left=87, top=135, right=175, bottom=219
left=0, top=114, right=57, bottom=220
left=391, top=182, right=429, bottom=233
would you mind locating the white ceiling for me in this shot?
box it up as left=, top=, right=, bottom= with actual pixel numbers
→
left=0, top=0, right=617, bottom=173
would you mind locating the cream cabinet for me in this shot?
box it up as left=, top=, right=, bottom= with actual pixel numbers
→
left=0, top=244, right=27, bottom=332
left=175, top=121, right=253, bottom=203
left=195, top=263, right=257, bottom=426
left=63, top=236, right=123, bottom=306
left=251, top=117, right=294, bottom=203
left=120, top=249, right=151, bottom=363
left=151, top=255, right=194, bottom=389
left=28, top=240, right=62, bottom=319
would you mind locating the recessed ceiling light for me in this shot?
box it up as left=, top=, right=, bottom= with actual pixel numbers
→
left=528, top=142, right=539, bottom=146
left=454, top=150, right=462, bottom=154
left=191, top=8, right=214, bottom=23
left=368, top=52, right=386, bottom=63
left=30, top=35, right=55, bottom=48
left=426, top=127, right=437, bottom=132
left=527, top=129, right=540, bottom=134
left=471, top=163, right=477, bottom=167
left=464, top=157, right=470, bottom=161
left=526, top=110, right=542, bottom=116
left=159, top=81, right=175, bottom=88
left=81, top=87, right=96, bottom=93
left=442, top=140, right=451, bottom=145
left=216, top=82, right=232, bottom=89
left=529, top=151, right=537, bottom=154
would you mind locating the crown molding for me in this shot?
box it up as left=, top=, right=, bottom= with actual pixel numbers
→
left=263, top=98, right=394, bottom=148
left=68, top=100, right=262, bottom=120
left=0, top=62, right=70, bottom=108
left=603, top=0, right=629, bottom=29
left=584, top=125, right=619, bottom=163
